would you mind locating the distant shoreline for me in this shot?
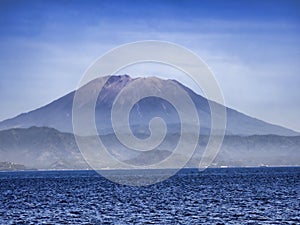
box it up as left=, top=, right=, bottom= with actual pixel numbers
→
left=1, top=165, right=299, bottom=173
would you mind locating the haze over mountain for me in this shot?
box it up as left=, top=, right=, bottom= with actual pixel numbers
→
left=0, top=75, right=298, bottom=136
left=0, top=75, right=298, bottom=170
left=0, top=127, right=299, bottom=170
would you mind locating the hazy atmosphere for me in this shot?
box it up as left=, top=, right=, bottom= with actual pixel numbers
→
left=1, top=1, right=300, bottom=224
left=0, top=0, right=300, bottom=132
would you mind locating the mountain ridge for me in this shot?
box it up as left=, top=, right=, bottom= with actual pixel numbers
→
left=0, top=126, right=299, bottom=170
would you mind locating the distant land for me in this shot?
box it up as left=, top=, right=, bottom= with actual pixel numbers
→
left=0, top=127, right=299, bottom=170
left=0, top=75, right=299, bottom=171
left=0, top=161, right=36, bottom=171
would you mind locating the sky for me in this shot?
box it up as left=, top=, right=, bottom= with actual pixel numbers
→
left=0, top=0, right=299, bottom=132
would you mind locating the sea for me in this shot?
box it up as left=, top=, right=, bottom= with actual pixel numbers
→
left=0, top=167, right=299, bottom=224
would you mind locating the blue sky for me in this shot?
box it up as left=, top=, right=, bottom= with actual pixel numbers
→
left=0, top=0, right=300, bottom=131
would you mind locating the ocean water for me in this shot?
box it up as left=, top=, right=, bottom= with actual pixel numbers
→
left=0, top=167, right=299, bottom=224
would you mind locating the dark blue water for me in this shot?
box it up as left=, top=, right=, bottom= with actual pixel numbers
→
left=0, top=167, right=299, bottom=224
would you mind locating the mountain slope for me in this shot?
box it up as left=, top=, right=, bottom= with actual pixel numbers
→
left=0, top=126, right=87, bottom=169
left=0, top=75, right=297, bottom=136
